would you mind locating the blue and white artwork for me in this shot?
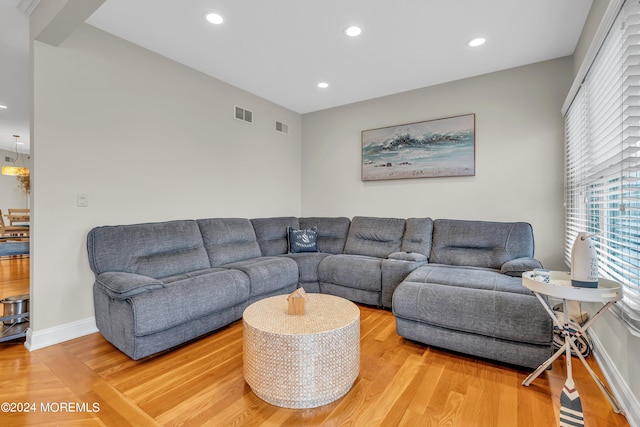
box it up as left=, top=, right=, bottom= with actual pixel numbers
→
left=362, top=114, right=475, bottom=181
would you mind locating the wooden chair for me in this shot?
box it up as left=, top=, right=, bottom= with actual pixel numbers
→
left=7, top=208, right=30, bottom=226
left=0, top=210, right=29, bottom=238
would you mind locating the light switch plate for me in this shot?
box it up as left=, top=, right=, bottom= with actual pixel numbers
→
left=77, top=193, right=88, bottom=207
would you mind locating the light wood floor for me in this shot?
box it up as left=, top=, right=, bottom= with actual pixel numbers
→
left=0, top=257, right=630, bottom=426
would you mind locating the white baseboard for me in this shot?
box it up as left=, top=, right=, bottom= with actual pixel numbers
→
left=590, top=331, right=640, bottom=427
left=24, top=316, right=98, bottom=351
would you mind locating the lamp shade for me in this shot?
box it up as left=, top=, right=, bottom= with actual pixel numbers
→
left=2, top=166, right=29, bottom=176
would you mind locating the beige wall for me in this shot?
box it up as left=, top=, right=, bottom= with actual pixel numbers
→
left=302, top=57, right=572, bottom=271
left=30, top=24, right=302, bottom=336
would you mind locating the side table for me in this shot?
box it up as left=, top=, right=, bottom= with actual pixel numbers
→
left=521, top=270, right=623, bottom=414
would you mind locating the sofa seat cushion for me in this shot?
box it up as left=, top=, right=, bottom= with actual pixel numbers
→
left=160, top=267, right=230, bottom=284
left=130, top=269, right=250, bottom=336
left=222, top=256, right=298, bottom=297
left=283, top=252, right=331, bottom=283
left=318, top=254, right=383, bottom=292
left=393, top=265, right=552, bottom=345
left=404, top=264, right=533, bottom=295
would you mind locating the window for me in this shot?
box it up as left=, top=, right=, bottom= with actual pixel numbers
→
left=564, top=0, right=640, bottom=334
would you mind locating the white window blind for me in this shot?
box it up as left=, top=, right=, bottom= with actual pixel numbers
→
left=565, top=0, right=640, bottom=334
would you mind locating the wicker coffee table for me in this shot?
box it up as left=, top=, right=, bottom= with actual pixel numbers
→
left=243, top=293, right=360, bottom=409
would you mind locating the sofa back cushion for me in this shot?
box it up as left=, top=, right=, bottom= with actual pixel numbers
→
left=299, top=217, right=351, bottom=254
left=429, top=219, right=535, bottom=269
left=87, top=220, right=211, bottom=278
left=401, top=217, right=434, bottom=257
left=343, top=216, right=406, bottom=258
left=197, top=218, right=262, bottom=267
left=251, top=217, right=300, bottom=256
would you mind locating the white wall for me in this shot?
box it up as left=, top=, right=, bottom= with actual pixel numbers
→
left=301, top=57, right=572, bottom=271
left=0, top=148, right=30, bottom=211
left=31, top=24, right=302, bottom=334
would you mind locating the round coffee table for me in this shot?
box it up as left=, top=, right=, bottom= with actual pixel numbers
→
left=243, top=293, right=360, bottom=409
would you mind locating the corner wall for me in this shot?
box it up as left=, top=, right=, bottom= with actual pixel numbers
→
left=301, top=57, right=572, bottom=271
left=30, top=24, right=302, bottom=339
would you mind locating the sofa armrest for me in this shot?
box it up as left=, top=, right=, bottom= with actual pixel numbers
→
left=95, top=272, right=164, bottom=300
left=501, top=257, right=543, bottom=277
left=388, top=251, right=428, bottom=263
left=381, top=254, right=428, bottom=308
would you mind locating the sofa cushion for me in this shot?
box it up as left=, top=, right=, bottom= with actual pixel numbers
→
left=87, top=220, right=211, bottom=278
left=404, top=264, right=531, bottom=295
left=251, top=217, right=299, bottom=256
left=130, top=268, right=251, bottom=336
left=288, top=226, right=318, bottom=253
left=198, top=218, right=262, bottom=267
left=394, top=265, right=552, bottom=345
left=299, top=217, right=351, bottom=254
left=401, top=218, right=434, bottom=257
left=318, top=254, right=383, bottom=292
left=429, top=219, right=535, bottom=269
left=343, top=216, right=406, bottom=258
left=222, top=256, right=298, bottom=297
left=283, top=252, right=331, bottom=283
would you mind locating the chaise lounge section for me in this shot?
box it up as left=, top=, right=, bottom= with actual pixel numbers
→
left=392, top=220, right=552, bottom=368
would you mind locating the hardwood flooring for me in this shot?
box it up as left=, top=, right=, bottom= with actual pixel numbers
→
left=0, top=257, right=631, bottom=426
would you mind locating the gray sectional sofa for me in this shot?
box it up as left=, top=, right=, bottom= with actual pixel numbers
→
left=87, top=216, right=553, bottom=368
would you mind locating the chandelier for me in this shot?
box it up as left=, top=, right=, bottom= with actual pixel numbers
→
left=2, top=135, right=29, bottom=176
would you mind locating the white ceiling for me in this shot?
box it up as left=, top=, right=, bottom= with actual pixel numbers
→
left=0, top=0, right=593, bottom=152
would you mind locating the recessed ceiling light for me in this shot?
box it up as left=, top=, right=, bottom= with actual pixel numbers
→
left=467, top=37, right=486, bottom=47
left=317, top=82, right=329, bottom=89
left=205, top=12, right=224, bottom=25
left=345, top=26, right=362, bottom=37
left=0, top=105, right=7, bottom=109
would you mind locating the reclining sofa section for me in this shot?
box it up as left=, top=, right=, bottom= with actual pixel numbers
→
left=87, top=216, right=552, bottom=368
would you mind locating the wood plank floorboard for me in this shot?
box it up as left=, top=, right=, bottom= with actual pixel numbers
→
left=0, top=258, right=631, bottom=426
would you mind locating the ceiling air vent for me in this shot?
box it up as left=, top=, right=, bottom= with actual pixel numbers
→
left=235, top=105, right=253, bottom=124
left=276, top=121, right=289, bottom=134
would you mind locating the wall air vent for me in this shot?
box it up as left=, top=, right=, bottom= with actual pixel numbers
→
left=5, top=156, right=15, bottom=163
left=275, top=121, right=289, bottom=134
left=235, top=105, right=253, bottom=124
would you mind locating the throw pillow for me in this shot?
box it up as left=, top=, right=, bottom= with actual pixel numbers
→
left=288, top=226, right=318, bottom=253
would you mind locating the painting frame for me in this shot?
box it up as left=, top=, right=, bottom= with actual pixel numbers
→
left=361, top=113, right=475, bottom=181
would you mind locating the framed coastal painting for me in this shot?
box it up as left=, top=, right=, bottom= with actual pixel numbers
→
left=361, top=113, right=475, bottom=181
